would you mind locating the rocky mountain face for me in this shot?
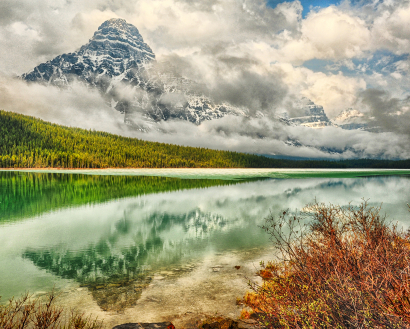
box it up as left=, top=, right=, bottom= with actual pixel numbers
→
left=332, top=108, right=368, bottom=130
left=283, top=101, right=374, bottom=132
left=285, top=98, right=333, bottom=129
left=22, top=18, right=245, bottom=127
left=23, top=19, right=155, bottom=89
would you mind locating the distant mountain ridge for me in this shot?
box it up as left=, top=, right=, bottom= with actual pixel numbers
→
left=332, top=108, right=368, bottom=130
left=286, top=98, right=332, bottom=129
left=21, top=17, right=400, bottom=162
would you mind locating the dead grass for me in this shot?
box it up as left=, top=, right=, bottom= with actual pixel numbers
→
left=0, top=291, right=104, bottom=329
left=242, top=200, right=410, bottom=328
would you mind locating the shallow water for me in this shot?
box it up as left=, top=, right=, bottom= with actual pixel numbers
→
left=4, top=168, right=410, bottom=180
left=1, top=170, right=410, bottom=326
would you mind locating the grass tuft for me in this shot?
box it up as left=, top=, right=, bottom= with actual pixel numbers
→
left=0, top=291, right=103, bottom=329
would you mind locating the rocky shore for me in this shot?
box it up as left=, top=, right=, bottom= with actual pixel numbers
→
left=112, top=318, right=260, bottom=329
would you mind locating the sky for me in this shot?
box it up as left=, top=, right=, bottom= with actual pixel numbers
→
left=267, top=0, right=340, bottom=17
left=0, top=0, right=409, bottom=159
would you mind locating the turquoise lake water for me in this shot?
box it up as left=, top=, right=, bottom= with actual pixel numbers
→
left=1, top=169, right=409, bottom=310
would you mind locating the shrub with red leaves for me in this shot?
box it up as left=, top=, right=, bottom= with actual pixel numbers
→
left=243, top=201, right=410, bottom=328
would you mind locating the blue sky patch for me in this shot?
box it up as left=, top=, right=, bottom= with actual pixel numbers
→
left=267, top=0, right=340, bottom=17
left=302, top=51, right=409, bottom=80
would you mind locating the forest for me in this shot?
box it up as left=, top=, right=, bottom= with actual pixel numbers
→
left=1, top=110, right=410, bottom=169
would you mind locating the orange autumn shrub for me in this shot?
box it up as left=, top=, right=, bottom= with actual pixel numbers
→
left=243, top=201, right=410, bottom=328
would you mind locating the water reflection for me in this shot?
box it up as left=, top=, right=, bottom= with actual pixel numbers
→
left=1, top=174, right=409, bottom=310
left=0, top=171, right=243, bottom=222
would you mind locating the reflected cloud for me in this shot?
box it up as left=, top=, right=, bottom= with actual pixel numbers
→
left=0, top=174, right=409, bottom=309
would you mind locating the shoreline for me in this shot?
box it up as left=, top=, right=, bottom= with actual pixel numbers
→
left=2, top=168, right=410, bottom=181
left=2, top=167, right=410, bottom=171
left=30, top=247, right=272, bottom=329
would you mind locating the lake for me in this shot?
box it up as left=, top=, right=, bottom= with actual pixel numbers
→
left=1, top=169, right=410, bottom=327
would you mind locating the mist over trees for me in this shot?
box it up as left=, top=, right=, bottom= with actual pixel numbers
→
left=1, top=110, right=410, bottom=169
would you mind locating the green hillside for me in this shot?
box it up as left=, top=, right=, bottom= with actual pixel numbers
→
left=1, top=110, right=410, bottom=169
left=0, top=110, right=281, bottom=168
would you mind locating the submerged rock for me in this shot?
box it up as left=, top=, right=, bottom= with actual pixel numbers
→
left=112, top=322, right=175, bottom=329
left=200, top=318, right=259, bottom=329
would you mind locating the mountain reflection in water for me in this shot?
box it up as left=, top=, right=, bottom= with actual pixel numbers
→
left=1, top=172, right=409, bottom=311
left=22, top=209, right=233, bottom=310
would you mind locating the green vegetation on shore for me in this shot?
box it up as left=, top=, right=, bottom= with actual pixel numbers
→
left=0, top=171, right=244, bottom=222
left=2, top=110, right=410, bottom=169
left=0, top=110, right=281, bottom=168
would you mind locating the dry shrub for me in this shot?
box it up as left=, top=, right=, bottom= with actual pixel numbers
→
left=0, top=291, right=103, bottom=329
left=243, top=201, right=410, bottom=328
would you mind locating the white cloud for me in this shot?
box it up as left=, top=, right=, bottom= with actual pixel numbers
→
left=272, top=63, right=367, bottom=117
left=371, top=2, right=410, bottom=54
left=1, top=73, right=409, bottom=160
left=302, top=71, right=367, bottom=118
left=0, top=75, right=128, bottom=134
left=274, top=6, right=371, bottom=64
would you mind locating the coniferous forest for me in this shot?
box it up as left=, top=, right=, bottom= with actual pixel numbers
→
left=0, top=110, right=279, bottom=168
left=1, top=110, right=410, bottom=169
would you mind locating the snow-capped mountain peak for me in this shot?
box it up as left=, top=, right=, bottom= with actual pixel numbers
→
left=22, top=19, right=247, bottom=125
left=331, top=108, right=369, bottom=131
left=333, top=108, right=364, bottom=123
left=287, top=97, right=332, bottom=128
left=78, top=18, right=155, bottom=63
left=22, top=19, right=371, bottom=133
left=22, top=18, right=155, bottom=88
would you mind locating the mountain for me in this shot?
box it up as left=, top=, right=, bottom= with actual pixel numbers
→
left=286, top=98, right=333, bottom=128
left=21, top=18, right=375, bottom=137
left=332, top=108, right=368, bottom=130
left=23, top=19, right=155, bottom=89
left=22, top=18, right=245, bottom=126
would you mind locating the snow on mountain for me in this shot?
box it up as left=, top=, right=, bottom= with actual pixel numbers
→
left=21, top=18, right=373, bottom=138
left=286, top=98, right=333, bottom=129
left=22, top=18, right=245, bottom=126
left=334, top=108, right=364, bottom=122
left=23, top=19, right=155, bottom=89
left=332, top=108, right=368, bottom=130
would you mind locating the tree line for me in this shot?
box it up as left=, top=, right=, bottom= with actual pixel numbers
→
left=1, top=110, right=410, bottom=169
left=0, top=110, right=285, bottom=168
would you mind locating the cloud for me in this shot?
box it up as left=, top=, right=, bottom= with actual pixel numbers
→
left=302, top=71, right=367, bottom=118
left=273, top=6, right=371, bottom=64
left=271, top=63, right=367, bottom=117
left=0, top=75, right=129, bottom=134
left=370, top=2, right=410, bottom=55
left=358, top=89, right=410, bottom=135
left=1, top=73, right=409, bottom=160
left=141, top=115, right=410, bottom=159
left=0, top=0, right=303, bottom=74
